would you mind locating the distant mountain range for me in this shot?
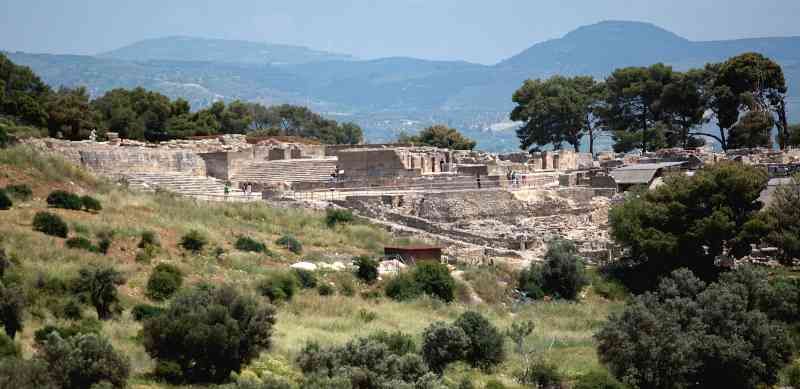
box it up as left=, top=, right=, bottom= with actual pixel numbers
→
left=4, top=21, right=800, bottom=151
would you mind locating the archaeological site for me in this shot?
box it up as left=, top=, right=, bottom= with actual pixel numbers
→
left=24, top=133, right=800, bottom=269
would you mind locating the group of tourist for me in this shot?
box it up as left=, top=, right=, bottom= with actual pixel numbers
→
left=506, top=170, right=527, bottom=187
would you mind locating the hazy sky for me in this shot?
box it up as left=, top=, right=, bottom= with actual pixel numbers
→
left=2, top=0, right=799, bottom=64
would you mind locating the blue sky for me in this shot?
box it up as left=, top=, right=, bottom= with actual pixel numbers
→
left=2, top=0, right=799, bottom=64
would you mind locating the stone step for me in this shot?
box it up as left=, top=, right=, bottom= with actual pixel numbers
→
left=233, top=159, right=339, bottom=184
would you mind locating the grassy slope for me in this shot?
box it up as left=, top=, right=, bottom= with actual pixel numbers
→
left=0, top=145, right=622, bottom=388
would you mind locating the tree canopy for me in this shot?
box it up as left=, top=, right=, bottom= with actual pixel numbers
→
left=512, top=76, right=605, bottom=153
left=398, top=125, right=476, bottom=150
left=608, top=161, right=768, bottom=292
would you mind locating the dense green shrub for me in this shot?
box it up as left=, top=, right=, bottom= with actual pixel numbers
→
left=180, top=230, right=208, bottom=253
left=143, top=285, right=276, bottom=384
left=80, top=195, right=102, bottom=212
left=573, top=371, right=628, bottom=389
left=257, top=271, right=299, bottom=303
left=354, top=256, right=379, bottom=284
left=65, top=237, right=93, bottom=251
left=0, top=358, right=57, bottom=389
left=454, top=311, right=505, bottom=370
left=74, top=266, right=125, bottom=320
left=138, top=230, right=160, bottom=248
left=131, top=304, right=165, bottom=322
left=275, top=234, right=302, bottom=254
left=297, top=332, right=432, bottom=387
left=96, top=237, right=112, bottom=254
left=61, top=299, right=83, bottom=321
left=514, top=358, right=562, bottom=389
left=4, top=184, right=32, bottom=201
left=0, top=190, right=11, bottom=210
left=421, top=321, right=469, bottom=374
left=39, top=333, right=130, bottom=389
left=518, top=240, right=588, bottom=300
left=325, top=208, right=354, bottom=227
left=47, top=190, right=83, bottom=210
left=146, top=263, right=184, bottom=301
left=787, top=362, right=800, bottom=389
left=235, top=236, right=267, bottom=253
left=413, top=262, right=456, bottom=302
left=0, top=332, right=18, bottom=358
left=33, top=211, right=68, bottom=238
left=294, top=268, right=318, bottom=289
left=385, top=272, right=421, bottom=301
left=33, top=319, right=103, bottom=346
left=596, top=268, right=794, bottom=389
left=318, top=283, right=334, bottom=296
left=0, top=282, right=24, bottom=338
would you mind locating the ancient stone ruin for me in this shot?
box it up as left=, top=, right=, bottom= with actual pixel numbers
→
left=23, top=134, right=800, bottom=266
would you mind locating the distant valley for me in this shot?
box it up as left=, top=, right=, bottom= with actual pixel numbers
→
left=4, top=21, right=800, bottom=151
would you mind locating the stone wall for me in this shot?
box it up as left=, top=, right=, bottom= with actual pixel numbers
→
left=337, top=147, right=451, bottom=178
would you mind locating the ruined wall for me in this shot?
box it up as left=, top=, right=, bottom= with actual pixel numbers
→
left=414, top=190, right=527, bottom=223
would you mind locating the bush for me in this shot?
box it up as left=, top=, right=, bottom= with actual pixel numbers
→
left=0, top=358, right=57, bottom=389
left=66, top=237, right=93, bottom=251
left=0, top=282, right=25, bottom=338
left=787, top=361, right=800, bottom=389
left=3, top=184, right=32, bottom=201
left=421, top=321, right=469, bottom=374
left=33, top=211, right=69, bottom=238
left=385, top=272, right=421, bottom=301
left=573, top=371, right=628, bottom=389
left=61, top=299, right=83, bottom=321
left=33, top=319, right=103, bottom=346
left=519, top=240, right=588, bottom=300
left=294, top=268, right=318, bottom=289
left=96, top=237, right=112, bottom=255
left=143, top=285, right=276, bottom=384
left=180, top=230, right=208, bottom=253
left=74, top=266, right=125, bottom=320
left=514, top=358, right=562, bottom=389
left=46, top=190, right=83, bottom=210
left=235, top=236, right=267, bottom=253
left=297, top=333, right=431, bottom=387
left=0, top=332, right=18, bottom=358
left=325, top=208, right=354, bottom=227
left=0, top=190, right=11, bottom=210
left=354, top=256, right=379, bottom=284
left=80, top=195, right=102, bottom=212
left=138, top=230, right=160, bottom=248
left=275, top=234, right=302, bottom=254
left=146, top=263, right=183, bottom=301
left=541, top=240, right=589, bottom=300
left=318, top=283, right=334, bottom=296
left=257, top=271, right=299, bottom=303
left=454, top=311, right=505, bottom=370
left=40, top=333, right=130, bottom=389
left=413, top=262, right=456, bottom=302
left=131, top=304, right=165, bottom=322
left=596, top=268, right=794, bottom=389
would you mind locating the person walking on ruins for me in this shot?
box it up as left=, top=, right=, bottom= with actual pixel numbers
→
left=224, top=182, right=230, bottom=201
left=476, top=173, right=482, bottom=189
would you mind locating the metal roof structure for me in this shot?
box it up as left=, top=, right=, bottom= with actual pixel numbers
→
left=609, top=162, right=687, bottom=185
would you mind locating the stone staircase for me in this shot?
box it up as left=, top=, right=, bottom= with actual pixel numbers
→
left=233, top=158, right=339, bottom=184
left=122, top=171, right=253, bottom=201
